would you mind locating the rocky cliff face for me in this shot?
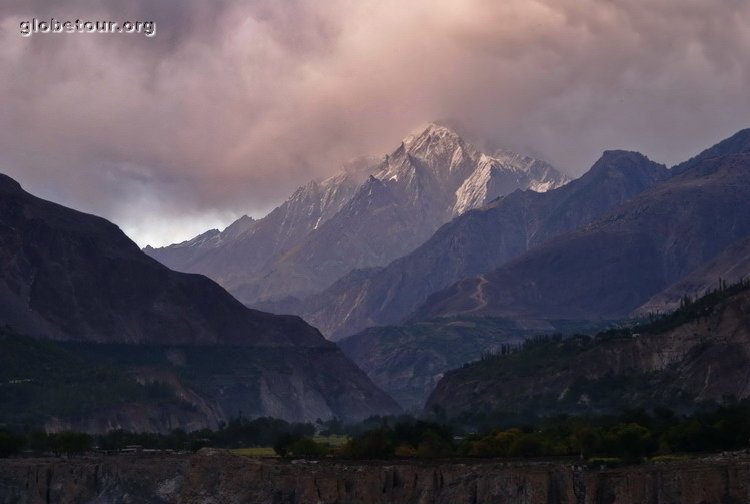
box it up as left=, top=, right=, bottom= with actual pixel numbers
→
left=2, top=451, right=750, bottom=504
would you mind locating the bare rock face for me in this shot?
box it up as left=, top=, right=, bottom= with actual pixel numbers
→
left=2, top=451, right=750, bottom=504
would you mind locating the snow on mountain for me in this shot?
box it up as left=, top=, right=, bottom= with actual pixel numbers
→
left=147, top=123, right=569, bottom=305
left=453, top=151, right=568, bottom=215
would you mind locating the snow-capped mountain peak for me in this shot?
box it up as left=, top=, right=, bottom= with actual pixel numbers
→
left=146, top=122, right=568, bottom=306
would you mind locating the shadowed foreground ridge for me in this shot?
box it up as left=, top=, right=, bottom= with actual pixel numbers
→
left=0, top=172, right=321, bottom=347
left=1, top=451, right=750, bottom=504
left=0, top=173, right=400, bottom=426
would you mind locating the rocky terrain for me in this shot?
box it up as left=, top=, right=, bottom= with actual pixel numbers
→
left=426, top=281, right=750, bottom=417
left=147, top=124, right=567, bottom=305
left=0, top=173, right=400, bottom=428
left=299, top=150, right=667, bottom=340
left=2, top=450, right=750, bottom=504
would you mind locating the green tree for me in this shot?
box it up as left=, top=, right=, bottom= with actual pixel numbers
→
left=0, top=429, right=24, bottom=458
left=342, top=428, right=395, bottom=459
left=52, top=431, right=93, bottom=456
left=287, top=438, right=328, bottom=459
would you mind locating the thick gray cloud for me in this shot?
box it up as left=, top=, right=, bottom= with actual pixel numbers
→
left=1, top=0, right=749, bottom=246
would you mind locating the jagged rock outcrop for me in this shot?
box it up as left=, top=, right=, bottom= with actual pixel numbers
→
left=2, top=451, right=750, bottom=504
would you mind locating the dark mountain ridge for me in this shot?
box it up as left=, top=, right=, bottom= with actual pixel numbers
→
left=671, top=127, right=750, bottom=175
left=0, top=173, right=321, bottom=347
left=415, top=152, right=750, bottom=322
left=0, top=173, right=400, bottom=427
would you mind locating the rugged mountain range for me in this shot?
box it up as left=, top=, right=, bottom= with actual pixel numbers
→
left=426, top=280, right=750, bottom=418
left=299, top=150, right=669, bottom=340
left=0, top=173, right=399, bottom=429
left=414, top=151, right=750, bottom=322
left=146, top=124, right=567, bottom=304
left=328, top=130, right=750, bottom=412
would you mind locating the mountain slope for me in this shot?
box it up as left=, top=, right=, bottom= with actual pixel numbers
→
left=0, top=173, right=400, bottom=426
left=298, top=150, right=668, bottom=340
left=426, top=280, right=750, bottom=417
left=337, top=317, right=605, bottom=411
left=147, top=124, right=567, bottom=305
left=0, top=173, right=320, bottom=347
left=415, top=153, right=750, bottom=322
left=634, top=234, right=750, bottom=316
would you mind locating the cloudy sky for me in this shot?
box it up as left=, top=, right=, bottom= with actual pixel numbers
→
left=2, top=0, right=749, bottom=247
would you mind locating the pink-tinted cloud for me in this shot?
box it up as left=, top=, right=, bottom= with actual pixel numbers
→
left=1, top=0, right=749, bottom=246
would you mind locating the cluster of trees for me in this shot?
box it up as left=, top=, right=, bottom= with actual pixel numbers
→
left=640, top=276, right=749, bottom=334
left=458, top=404, right=750, bottom=463
left=336, top=404, right=750, bottom=462
left=0, top=430, right=93, bottom=457
left=0, top=417, right=315, bottom=457
left=3, top=404, right=749, bottom=463
left=339, top=420, right=454, bottom=459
